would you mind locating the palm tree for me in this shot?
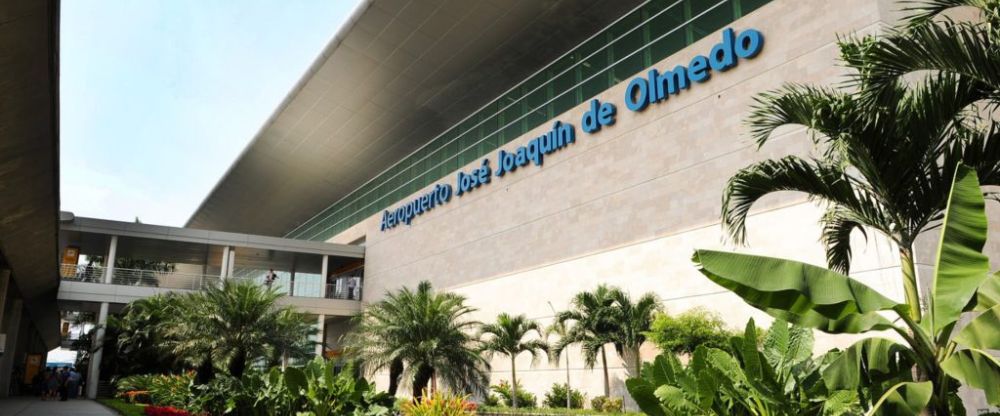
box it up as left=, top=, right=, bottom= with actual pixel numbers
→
left=265, top=308, right=320, bottom=369
left=478, top=313, right=549, bottom=408
left=111, top=294, right=185, bottom=375
left=606, top=290, right=661, bottom=376
left=553, top=285, right=618, bottom=397
left=855, top=0, right=1000, bottom=108
left=544, top=315, right=573, bottom=408
left=344, top=281, right=490, bottom=398
left=162, top=279, right=315, bottom=379
left=721, top=37, right=1000, bottom=322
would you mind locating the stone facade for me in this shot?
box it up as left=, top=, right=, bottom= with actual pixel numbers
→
left=326, top=0, right=1000, bottom=412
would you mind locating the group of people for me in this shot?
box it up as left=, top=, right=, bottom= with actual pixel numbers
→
left=32, top=366, right=81, bottom=400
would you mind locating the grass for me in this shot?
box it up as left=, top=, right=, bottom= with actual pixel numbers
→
left=96, top=398, right=146, bottom=416
left=478, top=406, right=643, bottom=415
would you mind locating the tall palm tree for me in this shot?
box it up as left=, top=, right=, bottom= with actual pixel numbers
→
left=856, top=0, right=1000, bottom=108
left=606, top=290, right=661, bottom=376
left=721, top=37, right=1000, bottom=321
left=265, top=308, right=320, bottom=369
left=163, top=279, right=315, bottom=379
left=478, top=313, right=549, bottom=408
left=344, top=281, right=490, bottom=398
left=545, top=318, right=574, bottom=408
left=553, top=285, right=618, bottom=397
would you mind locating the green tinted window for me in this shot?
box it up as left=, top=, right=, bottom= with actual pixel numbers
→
left=288, top=0, right=773, bottom=240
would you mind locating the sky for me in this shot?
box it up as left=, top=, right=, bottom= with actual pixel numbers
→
left=60, top=0, right=361, bottom=227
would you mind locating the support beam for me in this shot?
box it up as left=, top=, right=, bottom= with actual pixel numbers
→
left=86, top=302, right=109, bottom=399
left=320, top=256, right=329, bottom=298
left=0, top=269, right=10, bottom=326
left=0, top=299, right=23, bottom=398
left=227, top=249, right=235, bottom=278
left=103, top=236, right=118, bottom=284
left=220, top=246, right=230, bottom=280
left=316, top=314, right=326, bottom=358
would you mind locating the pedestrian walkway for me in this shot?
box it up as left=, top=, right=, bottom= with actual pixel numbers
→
left=0, top=397, right=116, bottom=415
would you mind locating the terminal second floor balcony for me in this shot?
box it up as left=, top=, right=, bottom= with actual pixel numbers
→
left=56, top=213, right=366, bottom=317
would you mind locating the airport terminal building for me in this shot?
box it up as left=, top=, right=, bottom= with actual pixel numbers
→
left=184, top=0, right=1000, bottom=404
left=6, top=0, right=997, bottom=409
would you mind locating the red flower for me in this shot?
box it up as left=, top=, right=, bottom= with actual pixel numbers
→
left=144, top=405, right=191, bottom=416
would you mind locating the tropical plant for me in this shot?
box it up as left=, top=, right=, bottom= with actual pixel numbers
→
left=162, top=279, right=316, bottom=380
left=543, top=383, right=585, bottom=409
left=606, top=290, right=662, bottom=376
left=854, top=0, right=1000, bottom=108
left=146, top=372, right=196, bottom=410
left=110, top=294, right=185, bottom=376
left=721, top=6, right=1000, bottom=322
left=696, top=166, right=1000, bottom=414
left=399, top=390, right=476, bottom=416
left=478, top=313, right=548, bottom=408
left=279, top=358, right=393, bottom=416
left=488, top=380, right=538, bottom=409
left=645, top=308, right=735, bottom=355
left=627, top=318, right=862, bottom=416
left=344, top=281, right=490, bottom=398
left=265, top=307, right=320, bottom=369
left=553, top=285, right=619, bottom=397
left=591, top=396, right=624, bottom=413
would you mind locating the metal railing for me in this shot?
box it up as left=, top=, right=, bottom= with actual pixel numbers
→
left=60, top=264, right=219, bottom=291
left=61, top=263, right=363, bottom=300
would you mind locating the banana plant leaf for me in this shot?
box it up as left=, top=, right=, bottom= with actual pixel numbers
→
left=692, top=250, right=899, bottom=333
left=866, top=381, right=932, bottom=416
left=953, top=304, right=1000, bottom=350
left=822, top=338, right=914, bottom=391
left=940, top=348, right=1000, bottom=405
left=971, top=272, right=1000, bottom=312
left=930, top=166, right=991, bottom=334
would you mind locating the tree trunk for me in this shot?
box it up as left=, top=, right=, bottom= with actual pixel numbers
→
left=511, top=356, right=518, bottom=408
left=388, top=357, right=404, bottom=396
left=600, top=345, right=610, bottom=397
left=229, top=347, right=247, bottom=378
left=633, top=346, right=642, bottom=377
left=899, top=246, right=922, bottom=322
left=413, top=365, right=434, bottom=398
left=195, top=355, right=214, bottom=384
left=280, top=350, right=289, bottom=370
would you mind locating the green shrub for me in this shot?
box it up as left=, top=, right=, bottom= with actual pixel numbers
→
left=542, top=383, right=584, bottom=409
left=590, top=396, right=622, bottom=413
left=146, top=372, right=195, bottom=410
left=400, top=390, right=476, bottom=416
left=115, top=374, right=158, bottom=394
left=645, top=308, right=735, bottom=355
left=490, top=380, right=536, bottom=408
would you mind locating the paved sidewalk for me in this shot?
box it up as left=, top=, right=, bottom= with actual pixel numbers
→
left=0, top=398, right=116, bottom=415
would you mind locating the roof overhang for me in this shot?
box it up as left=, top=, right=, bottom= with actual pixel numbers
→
left=0, top=0, right=62, bottom=348
left=187, top=0, right=643, bottom=236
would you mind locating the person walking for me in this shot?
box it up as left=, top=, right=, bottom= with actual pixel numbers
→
left=265, top=269, right=277, bottom=288
left=66, top=367, right=81, bottom=399
left=45, top=370, right=59, bottom=400
left=58, top=366, right=69, bottom=401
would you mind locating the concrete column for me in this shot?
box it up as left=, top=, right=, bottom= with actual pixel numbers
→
left=0, top=269, right=10, bottom=325
left=86, top=302, right=109, bottom=399
left=320, top=256, right=329, bottom=298
left=0, top=299, right=23, bottom=397
left=227, top=249, right=235, bottom=278
left=103, top=236, right=118, bottom=284
left=220, top=246, right=230, bottom=280
left=315, top=314, right=325, bottom=358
